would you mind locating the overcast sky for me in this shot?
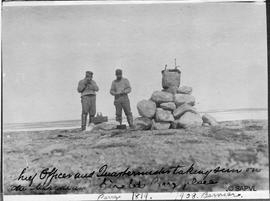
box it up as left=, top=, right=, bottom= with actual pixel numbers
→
left=3, top=2, right=267, bottom=124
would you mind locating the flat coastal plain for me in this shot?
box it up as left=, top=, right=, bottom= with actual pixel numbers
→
left=3, top=119, right=268, bottom=194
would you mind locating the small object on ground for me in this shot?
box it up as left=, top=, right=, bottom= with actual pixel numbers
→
left=92, top=112, right=108, bottom=125
left=117, top=124, right=127, bottom=129
left=202, top=113, right=219, bottom=126
left=85, top=123, right=95, bottom=131
left=134, top=117, right=152, bottom=130
left=39, top=144, right=67, bottom=155
left=93, top=122, right=117, bottom=131
left=129, top=125, right=136, bottom=130
left=202, top=122, right=210, bottom=127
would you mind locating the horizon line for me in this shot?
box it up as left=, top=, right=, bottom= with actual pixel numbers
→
left=3, top=107, right=268, bottom=125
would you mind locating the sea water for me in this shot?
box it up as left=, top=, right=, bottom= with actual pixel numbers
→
left=3, top=109, right=267, bottom=132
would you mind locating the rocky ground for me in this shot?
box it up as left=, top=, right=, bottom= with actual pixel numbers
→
left=3, top=119, right=268, bottom=195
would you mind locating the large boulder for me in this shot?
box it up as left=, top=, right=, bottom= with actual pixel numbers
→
left=134, top=117, right=152, bottom=130
left=174, top=112, right=203, bottom=128
left=137, top=100, right=156, bottom=118
left=151, top=91, right=174, bottom=104
left=160, top=102, right=176, bottom=111
left=155, top=108, right=174, bottom=122
left=174, top=94, right=195, bottom=107
left=173, top=103, right=197, bottom=119
left=202, top=113, right=219, bottom=126
left=177, top=86, right=192, bottom=94
left=152, top=120, right=171, bottom=130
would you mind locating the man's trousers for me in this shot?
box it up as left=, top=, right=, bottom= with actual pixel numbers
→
left=114, top=94, right=133, bottom=126
left=81, top=95, right=96, bottom=129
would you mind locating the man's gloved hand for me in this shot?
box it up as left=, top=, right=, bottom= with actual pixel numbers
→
left=119, top=90, right=126, bottom=95
left=85, top=78, right=92, bottom=84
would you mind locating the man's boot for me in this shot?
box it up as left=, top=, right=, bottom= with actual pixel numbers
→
left=88, top=115, right=94, bottom=126
left=81, top=114, right=87, bottom=131
left=116, top=117, right=122, bottom=125
left=127, top=115, right=135, bottom=129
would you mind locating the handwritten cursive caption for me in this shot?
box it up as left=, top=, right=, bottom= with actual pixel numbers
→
left=9, top=164, right=261, bottom=193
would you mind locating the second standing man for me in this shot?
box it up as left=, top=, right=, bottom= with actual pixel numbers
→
left=110, top=69, right=134, bottom=128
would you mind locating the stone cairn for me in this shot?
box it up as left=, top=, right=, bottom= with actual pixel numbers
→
left=135, top=67, right=218, bottom=130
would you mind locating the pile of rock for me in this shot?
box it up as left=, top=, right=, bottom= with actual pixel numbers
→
left=135, top=86, right=218, bottom=130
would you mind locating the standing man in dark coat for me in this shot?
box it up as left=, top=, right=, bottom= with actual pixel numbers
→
left=110, top=69, right=134, bottom=128
left=77, top=71, right=99, bottom=131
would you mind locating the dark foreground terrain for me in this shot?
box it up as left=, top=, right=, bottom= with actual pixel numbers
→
left=3, top=119, right=268, bottom=194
